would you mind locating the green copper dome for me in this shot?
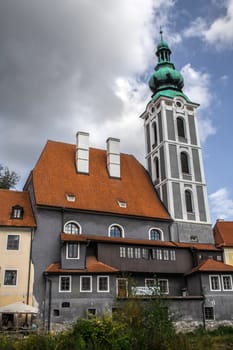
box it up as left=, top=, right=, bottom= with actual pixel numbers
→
left=149, top=32, right=190, bottom=102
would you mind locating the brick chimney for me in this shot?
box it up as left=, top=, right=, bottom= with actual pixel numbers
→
left=106, top=137, right=120, bottom=178
left=76, top=132, right=89, bottom=174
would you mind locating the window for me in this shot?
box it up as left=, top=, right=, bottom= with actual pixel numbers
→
left=97, top=276, right=109, bottom=292
left=142, top=248, right=148, bottom=259
left=59, top=276, right=71, bottom=292
left=204, top=307, right=214, bottom=320
left=185, top=190, right=193, bottom=213
left=158, top=279, right=169, bottom=294
left=87, top=308, right=96, bottom=318
left=170, top=250, right=176, bottom=261
left=53, top=309, right=60, bottom=316
left=210, top=275, right=221, bottom=291
left=66, top=243, right=79, bottom=259
left=157, top=249, right=163, bottom=260
left=4, top=270, right=17, bottom=286
left=80, top=276, right=92, bottom=292
left=66, top=193, right=76, bottom=202
left=7, top=235, right=20, bottom=250
left=64, top=222, right=80, bottom=234
left=163, top=250, right=169, bottom=260
left=145, top=279, right=156, bottom=287
left=180, top=152, right=190, bottom=174
left=154, top=157, right=160, bottom=180
left=117, top=200, right=127, bottom=208
left=109, top=225, right=123, bottom=238
left=177, top=117, right=185, bottom=138
left=62, top=302, right=70, bottom=308
left=11, top=205, right=24, bottom=219
left=150, top=228, right=162, bottom=241
left=120, top=247, right=126, bottom=258
left=134, top=248, right=141, bottom=259
left=127, top=247, right=134, bottom=258
left=153, top=122, right=158, bottom=147
left=222, top=275, right=233, bottom=291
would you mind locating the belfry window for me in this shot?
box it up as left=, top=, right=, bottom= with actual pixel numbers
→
left=154, top=157, right=160, bottom=180
left=185, top=190, right=193, bottom=213
left=153, top=122, right=158, bottom=147
left=181, top=152, right=190, bottom=174
left=177, top=117, right=185, bottom=138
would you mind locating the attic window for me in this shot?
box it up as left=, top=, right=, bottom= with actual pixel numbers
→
left=11, top=205, right=24, bottom=219
left=66, top=193, right=76, bottom=202
left=117, top=200, right=127, bottom=208
left=190, top=235, right=198, bottom=242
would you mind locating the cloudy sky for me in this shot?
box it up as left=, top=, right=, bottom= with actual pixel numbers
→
left=1, top=0, right=233, bottom=223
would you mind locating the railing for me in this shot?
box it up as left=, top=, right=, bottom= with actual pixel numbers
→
left=131, top=286, right=160, bottom=296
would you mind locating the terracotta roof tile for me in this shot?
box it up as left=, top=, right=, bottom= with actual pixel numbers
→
left=214, top=221, right=233, bottom=247
left=32, top=141, right=170, bottom=220
left=173, top=242, right=220, bottom=251
left=186, top=258, right=233, bottom=275
left=45, top=256, right=119, bottom=274
left=0, top=189, right=36, bottom=227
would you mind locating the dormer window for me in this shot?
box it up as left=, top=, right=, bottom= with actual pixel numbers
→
left=117, top=200, right=127, bottom=208
left=66, top=193, right=76, bottom=202
left=11, top=205, right=24, bottom=219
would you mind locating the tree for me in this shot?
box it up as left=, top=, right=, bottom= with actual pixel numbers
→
left=0, top=164, right=20, bottom=189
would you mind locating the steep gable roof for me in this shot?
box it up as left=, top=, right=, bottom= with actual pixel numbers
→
left=0, top=189, right=36, bottom=227
left=214, top=220, right=233, bottom=247
left=186, top=258, right=233, bottom=275
left=31, top=140, right=170, bottom=220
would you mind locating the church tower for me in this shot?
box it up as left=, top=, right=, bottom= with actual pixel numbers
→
left=141, top=32, right=213, bottom=243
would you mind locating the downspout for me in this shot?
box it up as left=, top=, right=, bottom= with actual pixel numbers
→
left=199, top=274, right=206, bottom=330
left=26, top=228, right=34, bottom=305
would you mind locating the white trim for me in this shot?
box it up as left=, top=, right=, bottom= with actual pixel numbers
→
left=97, top=275, right=109, bottom=293
left=108, top=224, right=124, bottom=238
left=59, top=275, right=72, bottom=292
left=63, top=221, right=82, bottom=234
left=6, top=234, right=21, bottom=251
left=221, top=275, right=233, bottom=291
left=66, top=242, right=80, bottom=260
left=149, top=227, right=164, bottom=241
left=209, top=275, right=221, bottom=292
left=3, top=268, right=18, bottom=287
left=158, top=279, right=169, bottom=295
left=80, top=276, right=92, bottom=292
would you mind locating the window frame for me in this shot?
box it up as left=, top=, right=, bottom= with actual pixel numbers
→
left=149, top=228, right=163, bottom=241
left=108, top=224, right=124, bottom=238
left=66, top=242, right=80, bottom=260
left=80, top=276, right=92, bottom=292
left=177, top=117, right=186, bottom=139
left=180, top=152, right=190, bottom=174
left=11, top=205, right=24, bottom=219
left=3, top=269, right=18, bottom=286
left=97, top=276, right=109, bottom=293
left=59, top=275, right=72, bottom=293
left=64, top=221, right=81, bottom=235
left=158, top=279, right=169, bottom=295
left=204, top=306, right=215, bottom=320
left=185, top=189, right=194, bottom=213
left=6, top=234, right=20, bottom=250
left=209, top=275, right=221, bottom=292
left=145, top=278, right=156, bottom=287
left=221, top=275, right=233, bottom=291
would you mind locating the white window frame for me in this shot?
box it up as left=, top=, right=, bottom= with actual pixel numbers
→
left=3, top=269, right=18, bottom=287
left=64, top=221, right=81, bottom=234
left=170, top=250, right=176, bottom=261
left=80, top=276, right=92, bottom=292
left=156, top=249, right=163, bottom=260
left=145, top=278, right=156, bottom=287
left=66, top=242, right=80, bottom=260
left=6, top=234, right=20, bottom=251
left=221, top=275, right=233, bottom=291
left=127, top=247, right=134, bottom=258
left=59, top=275, right=72, bottom=292
left=163, top=250, right=169, bottom=260
left=209, top=275, right=221, bottom=291
left=120, top=246, right=126, bottom=258
left=158, top=279, right=169, bottom=295
left=149, top=228, right=164, bottom=241
left=97, top=276, right=109, bottom=293
left=108, top=224, right=124, bottom=238
left=134, top=248, right=141, bottom=259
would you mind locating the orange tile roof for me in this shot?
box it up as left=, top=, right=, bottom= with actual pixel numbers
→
left=186, top=258, right=233, bottom=275
left=214, top=221, right=233, bottom=247
left=31, top=140, right=170, bottom=220
left=45, top=256, right=119, bottom=274
left=173, top=242, right=220, bottom=251
left=0, top=189, right=36, bottom=227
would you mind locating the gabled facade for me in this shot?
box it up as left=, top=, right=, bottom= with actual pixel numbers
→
left=0, top=189, right=36, bottom=328
left=214, top=220, right=233, bottom=265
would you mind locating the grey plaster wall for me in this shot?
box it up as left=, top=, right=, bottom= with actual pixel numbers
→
left=196, top=186, right=207, bottom=222
left=192, top=149, right=202, bottom=182
left=188, top=115, right=197, bottom=145
left=158, top=112, right=163, bottom=142
left=159, top=146, right=166, bottom=181
left=169, top=144, right=179, bottom=178
left=172, top=182, right=183, bottom=219
left=162, top=184, right=168, bottom=209
left=166, top=110, right=175, bottom=141
left=175, top=222, right=214, bottom=244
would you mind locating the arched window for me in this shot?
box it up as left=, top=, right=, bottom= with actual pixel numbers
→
left=153, top=122, right=158, bottom=147
left=180, top=152, right=190, bottom=174
left=177, top=117, right=185, bottom=138
left=64, top=221, right=80, bottom=234
left=154, top=157, right=160, bottom=180
left=109, top=224, right=123, bottom=238
left=150, top=228, right=163, bottom=241
left=185, top=190, right=193, bottom=213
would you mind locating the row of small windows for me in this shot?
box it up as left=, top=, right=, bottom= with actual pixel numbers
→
left=210, top=275, right=233, bottom=291
left=64, top=222, right=164, bottom=241
left=59, top=275, right=109, bottom=293
left=120, top=247, right=176, bottom=261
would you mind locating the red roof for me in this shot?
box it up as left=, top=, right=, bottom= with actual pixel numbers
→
left=186, top=259, right=233, bottom=275
left=31, top=140, right=170, bottom=220
left=0, top=189, right=36, bottom=227
left=45, top=256, right=119, bottom=274
left=214, top=221, right=233, bottom=247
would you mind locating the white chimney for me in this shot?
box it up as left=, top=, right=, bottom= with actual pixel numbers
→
left=106, top=137, right=120, bottom=178
left=76, top=132, right=89, bottom=174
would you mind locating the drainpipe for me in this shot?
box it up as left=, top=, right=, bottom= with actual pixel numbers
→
left=47, top=278, right=52, bottom=333
left=43, top=275, right=52, bottom=333
left=26, top=228, right=34, bottom=305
